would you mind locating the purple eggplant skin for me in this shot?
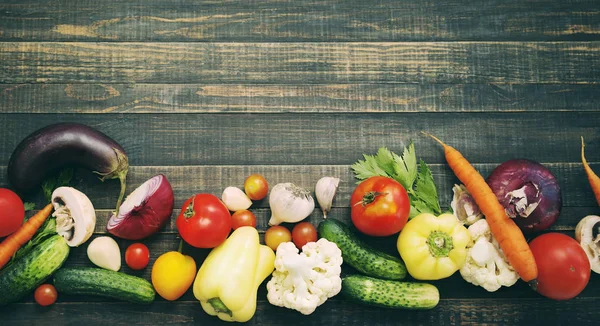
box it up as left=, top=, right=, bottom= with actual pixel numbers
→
left=7, top=122, right=129, bottom=212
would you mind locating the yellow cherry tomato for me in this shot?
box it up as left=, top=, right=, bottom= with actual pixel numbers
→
left=151, top=251, right=196, bottom=301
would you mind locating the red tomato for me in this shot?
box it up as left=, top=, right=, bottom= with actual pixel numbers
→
left=292, top=222, right=317, bottom=249
left=265, top=226, right=291, bottom=251
left=529, top=233, right=591, bottom=300
left=231, top=210, right=257, bottom=229
left=125, top=243, right=150, bottom=270
left=34, top=284, right=57, bottom=307
left=244, top=174, right=269, bottom=201
left=176, top=194, right=232, bottom=248
left=0, top=188, right=25, bottom=238
left=350, top=176, right=410, bottom=237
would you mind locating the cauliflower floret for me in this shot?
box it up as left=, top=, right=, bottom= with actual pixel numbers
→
left=459, top=219, right=519, bottom=292
left=266, top=238, right=343, bottom=315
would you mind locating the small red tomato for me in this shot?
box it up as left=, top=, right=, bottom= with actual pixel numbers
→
left=0, top=188, right=25, bottom=238
left=265, top=225, right=292, bottom=251
left=350, top=176, right=410, bottom=237
left=244, top=174, right=269, bottom=200
left=34, top=284, right=57, bottom=307
left=292, top=222, right=318, bottom=249
left=529, top=233, right=591, bottom=300
left=176, top=194, right=232, bottom=248
left=125, top=243, right=150, bottom=270
left=231, top=210, right=257, bottom=229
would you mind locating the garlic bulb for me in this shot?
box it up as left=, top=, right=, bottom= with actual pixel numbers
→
left=450, top=184, right=483, bottom=226
left=315, top=177, right=340, bottom=218
left=222, top=186, right=252, bottom=211
left=269, top=183, right=315, bottom=225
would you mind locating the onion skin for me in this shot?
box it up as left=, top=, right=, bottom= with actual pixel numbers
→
left=486, top=159, right=562, bottom=233
left=107, top=174, right=174, bottom=240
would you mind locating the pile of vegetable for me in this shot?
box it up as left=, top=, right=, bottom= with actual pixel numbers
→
left=1, top=123, right=599, bottom=323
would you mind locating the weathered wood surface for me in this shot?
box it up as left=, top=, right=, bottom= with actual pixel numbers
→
left=2, top=42, right=600, bottom=84
left=0, top=0, right=599, bottom=42
left=2, top=83, right=600, bottom=113
left=1, top=0, right=599, bottom=325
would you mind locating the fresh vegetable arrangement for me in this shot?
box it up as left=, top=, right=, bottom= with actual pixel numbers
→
left=1, top=122, right=598, bottom=322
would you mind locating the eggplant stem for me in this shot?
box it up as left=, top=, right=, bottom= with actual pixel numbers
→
left=178, top=239, right=184, bottom=253
left=115, top=172, right=127, bottom=215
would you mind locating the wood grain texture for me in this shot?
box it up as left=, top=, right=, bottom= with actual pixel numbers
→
left=0, top=0, right=599, bottom=42
left=0, top=113, right=597, bottom=166
left=1, top=297, right=599, bottom=325
left=1, top=42, right=600, bottom=84
left=2, top=83, right=600, bottom=113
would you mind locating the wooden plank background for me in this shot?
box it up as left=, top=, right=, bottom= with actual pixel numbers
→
left=0, top=0, right=599, bottom=325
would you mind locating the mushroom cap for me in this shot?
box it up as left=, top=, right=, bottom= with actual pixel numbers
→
left=575, top=215, right=600, bottom=274
left=51, top=186, right=97, bottom=247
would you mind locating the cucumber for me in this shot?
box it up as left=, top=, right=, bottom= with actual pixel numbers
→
left=54, top=267, right=155, bottom=304
left=0, top=235, right=70, bottom=305
left=318, top=219, right=406, bottom=280
left=342, top=275, right=439, bottom=309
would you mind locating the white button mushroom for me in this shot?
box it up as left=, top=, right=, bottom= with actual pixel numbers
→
left=51, top=187, right=97, bottom=247
left=575, top=215, right=600, bottom=274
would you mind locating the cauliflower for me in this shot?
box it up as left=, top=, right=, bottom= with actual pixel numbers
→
left=459, top=219, right=519, bottom=292
left=266, top=238, right=343, bottom=315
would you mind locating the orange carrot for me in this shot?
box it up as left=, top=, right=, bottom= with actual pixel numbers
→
left=581, top=136, right=600, bottom=207
left=0, top=203, right=54, bottom=269
left=422, top=132, right=538, bottom=284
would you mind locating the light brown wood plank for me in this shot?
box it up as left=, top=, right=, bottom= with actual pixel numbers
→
left=1, top=42, right=599, bottom=84
left=2, top=83, right=600, bottom=113
left=0, top=0, right=599, bottom=42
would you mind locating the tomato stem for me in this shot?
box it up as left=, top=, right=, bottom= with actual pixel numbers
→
left=183, top=195, right=196, bottom=219
left=354, top=191, right=387, bottom=207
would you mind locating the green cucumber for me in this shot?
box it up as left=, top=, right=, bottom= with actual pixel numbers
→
left=342, top=275, right=439, bottom=309
left=0, top=235, right=70, bottom=305
left=53, top=267, right=155, bottom=304
left=318, top=219, right=406, bottom=280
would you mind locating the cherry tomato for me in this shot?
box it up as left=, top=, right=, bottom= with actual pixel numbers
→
left=244, top=174, right=269, bottom=201
left=34, top=284, right=57, bottom=307
left=265, top=225, right=292, bottom=251
left=350, top=176, right=410, bottom=237
left=0, top=188, right=25, bottom=238
left=125, top=243, right=150, bottom=270
left=176, top=194, right=232, bottom=248
left=292, top=222, right=317, bottom=249
left=231, top=210, right=257, bottom=229
left=529, top=233, right=591, bottom=300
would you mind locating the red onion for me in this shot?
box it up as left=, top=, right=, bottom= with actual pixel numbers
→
left=107, top=174, right=174, bottom=240
left=487, top=159, right=562, bottom=233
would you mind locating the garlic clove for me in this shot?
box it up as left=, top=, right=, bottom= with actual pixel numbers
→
left=87, top=236, right=121, bottom=271
left=222, top=186, right=253, bottom=211
left=315, top=177, right=340, bottom=218
left=51, top=186, right=97, bottom=247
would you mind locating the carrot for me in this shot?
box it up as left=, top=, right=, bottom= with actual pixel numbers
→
left=581, top=136, right=600, bottom=207
left=0, top=203, right=54, bottom=269
left=422, top=132, right=538, bottom=284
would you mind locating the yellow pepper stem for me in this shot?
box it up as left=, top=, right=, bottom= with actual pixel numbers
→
left=426, top=230, right=454, bottom=257
left=208, top=298, right=233, bottom=317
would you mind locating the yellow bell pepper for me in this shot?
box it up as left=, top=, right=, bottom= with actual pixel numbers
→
left=397, top=213, right=471, bottom=280
left=193, top=226, right=275, bottom=322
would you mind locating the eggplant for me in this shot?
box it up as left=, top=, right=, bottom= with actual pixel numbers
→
left=7, top=123, right=129, bottom=212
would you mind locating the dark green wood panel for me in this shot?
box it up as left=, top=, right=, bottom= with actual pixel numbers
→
left=1, top=42, right=599, bottom=84
left=3, top=163, right=596, bottom=212
left=1, top=297, right=598, bottom=325
left=0, top=113, right=597, bottom=166
left=2, top=83, right=600, bottom=113
left=0, top=0, right=599, bottom=42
